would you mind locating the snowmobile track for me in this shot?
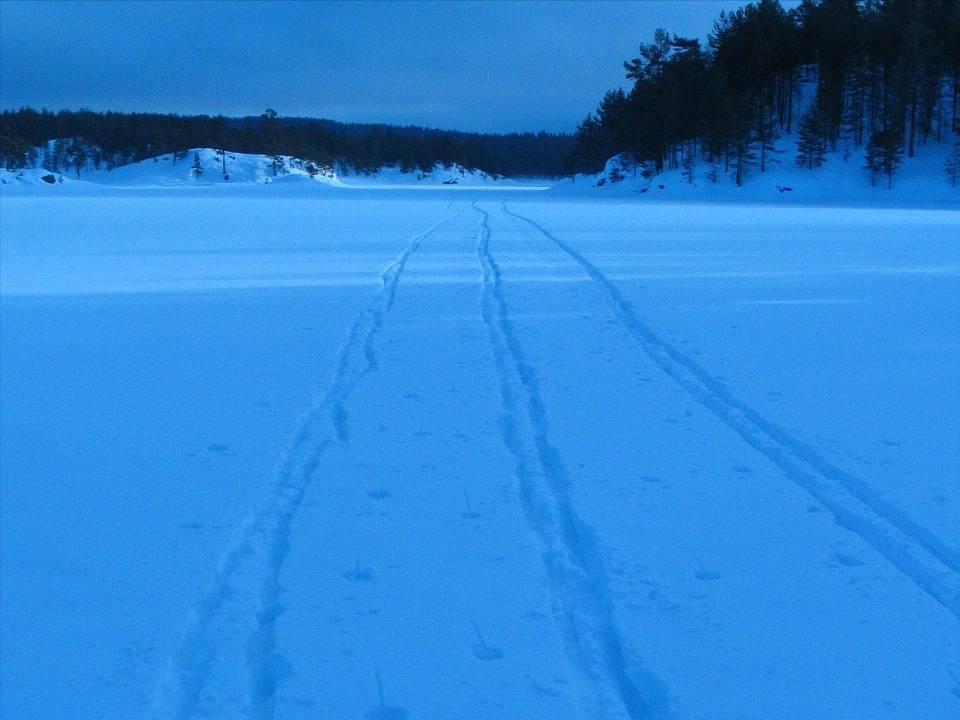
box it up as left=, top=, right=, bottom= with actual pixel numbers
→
left=149, top=210, right=458, bottom=720
left=474, top=204, right=669, bottom=720
left=502, top=203, right=960, bottom=621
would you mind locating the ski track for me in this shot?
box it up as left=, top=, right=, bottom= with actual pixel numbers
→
left=501, top=203, right=960, bottom=621
left=149, top=210, right=458, bottom=720
left=473, top=204, right=669, bottom=720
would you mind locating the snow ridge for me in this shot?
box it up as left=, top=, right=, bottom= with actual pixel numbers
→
left=149, top=210, right=457, bottom=720
left=502, top=204, right=960, bottom=621
left=474, top=204, right=669, bottom=720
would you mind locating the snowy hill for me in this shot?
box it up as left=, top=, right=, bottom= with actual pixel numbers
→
left=562, top=133, right=959, bottom=207
left=0, top=167, right=76, bottom=187
left=81, top=148, right=338, bottom=187
left=1, top=146, right=513, bottom=191
left=88, top=149, right=339, bottom=187
left=1, top=148, right=338, bottom=189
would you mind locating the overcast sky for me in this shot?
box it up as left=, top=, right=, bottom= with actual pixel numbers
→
left=1, top=1, right=761, bottom=134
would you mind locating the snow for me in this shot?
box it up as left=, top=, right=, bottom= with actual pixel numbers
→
left=332, top=163, right=514, bottom=187
left=1, top=183, right=959, bottom=720
left=0, top=167, right=75, bottom=186
left=85, top=149, right=341, bottom=187
left=2, top=147, right=329, bottom=187
left=564, top=132, right=959, bottom=209
left=2, top=148, right=528, bottom=190
left=7, top=129, right=955, bottom=204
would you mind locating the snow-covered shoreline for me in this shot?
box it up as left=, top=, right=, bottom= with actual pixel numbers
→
left=0, top=147, right=545, bottom=192
left=4, top=150, right=956, bottom=210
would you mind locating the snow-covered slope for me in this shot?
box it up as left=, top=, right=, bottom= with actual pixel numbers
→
left=2, top=148, right=340, bottom=189
left=563, top=133, right=958, bottom=207
left=0, top=167, right=76, bottom=187
left=88, top=149, right=340, bottom=187
left=2, top=147, right=515, bottom=190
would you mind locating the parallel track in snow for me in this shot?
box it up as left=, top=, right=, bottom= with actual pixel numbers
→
left=474, top=204, right=668, bottom=720
left=149, top=210, right=457, bottom=720
left=502, top=203, right=960, bottom=621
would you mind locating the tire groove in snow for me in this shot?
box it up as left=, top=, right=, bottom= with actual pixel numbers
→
left=149, top=210, right=458, bottom=720
left=473, top=204, right=669, bottom=720
left=502, top=203, right=960, bottom=621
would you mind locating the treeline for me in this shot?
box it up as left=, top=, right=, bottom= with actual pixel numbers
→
left=0, top=107, right=573, bottom=178
left=572, top=0, right=960, bottom=187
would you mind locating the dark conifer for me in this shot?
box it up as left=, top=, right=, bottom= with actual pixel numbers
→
left=796, top=106, right=827, bottom=168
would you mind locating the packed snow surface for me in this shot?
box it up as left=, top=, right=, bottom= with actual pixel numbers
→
left=1, top=183, right=958, bottom=720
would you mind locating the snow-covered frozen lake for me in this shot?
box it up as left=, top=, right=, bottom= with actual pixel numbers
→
left=2, top=188, right=958, bottom=719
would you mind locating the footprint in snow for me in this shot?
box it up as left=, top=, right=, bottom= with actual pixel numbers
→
left=828, top=542, right=865, bottom=567
left=694, top=570, right=722, bottom=581
left=694, top=556, right=722, bottom=580
left=470, top=619, right=504, bottom=661
left=368, top=489, right=392, bottom=500
left=945, top=669, right=960, bottom=698
left=832, top=551, right=865, bottom=568
left=733, top=465, right=753, bottom=475
left=472, top=643, right=504, bottom=661
left=206, top=443, right=230, bottom=453
left=531, top=681, right=563, bottom=698
left=366, top=672, right=407, bottom=720
left=460, top=490, right=482, bottom=519
left=343, top=561, right=373, bottom=581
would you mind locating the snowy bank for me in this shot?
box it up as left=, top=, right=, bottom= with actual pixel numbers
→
left=561, top=134, right=959, bottom=208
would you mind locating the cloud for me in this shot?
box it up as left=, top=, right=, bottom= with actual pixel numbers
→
left=0, top=0, right=750, bottom=133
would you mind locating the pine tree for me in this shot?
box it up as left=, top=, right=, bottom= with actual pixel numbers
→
left=66, top=139, right=87, bottom=179
left=946, top=138, right=960, bottom=187
left=706, top=157, right=720, bottom=183
left=864, top=127, right=903, bottom=188
left=0, top=133, right=33, bottom=170
left=216, top=147, right=228, bottom=179
left=796, top=107, right=827, bottom=169
left=729, top=107, right=756, bottom=187
left=756, top=101, right=781, bottom=172
left=681, top=142, right=696, bottom=184
left=191, top=152, right=203, bottom=178
left=51, top=139, right=66, bottom=172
